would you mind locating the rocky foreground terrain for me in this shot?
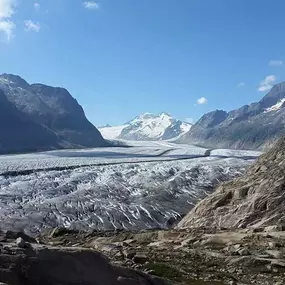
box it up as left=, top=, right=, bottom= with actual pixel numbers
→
left=1, top=227, right=285, bottom=285
left=0, top=231, right=167, bottom=285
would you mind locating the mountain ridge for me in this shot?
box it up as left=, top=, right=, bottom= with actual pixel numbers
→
left=178, top=82, right=285, bottom=150
left=0, top=73, right=107, bottom=153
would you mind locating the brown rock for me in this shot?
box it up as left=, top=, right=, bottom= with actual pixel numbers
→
left=177, top=137, right=285, bottom=230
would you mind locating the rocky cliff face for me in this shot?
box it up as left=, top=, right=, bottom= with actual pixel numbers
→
left=178, top=136, right=285, bottom=229
left=178, top=82, right=285, bottom=150
left=29, top=83, right=105, bottom=147
left=0, top=73, right=106, bottom=153
left=0, top=89, right=60, bottom=153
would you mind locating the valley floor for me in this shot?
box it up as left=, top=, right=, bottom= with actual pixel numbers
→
left=0, top=141, right=261, bottom=234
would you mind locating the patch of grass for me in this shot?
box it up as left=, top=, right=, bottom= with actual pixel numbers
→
left=145, top=262, right=182, bottom=280
left=50, top=227, right=79, bottom=238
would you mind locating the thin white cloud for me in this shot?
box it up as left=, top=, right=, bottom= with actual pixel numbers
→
left=237, top=82, right=245, bottom=87
left=0, top=0, right=16, bottom=41
left=24, top=20, right=41, bottom=32
left=269, top=60, right=283, bottom=67
left=0, top=19, right=14, bottom=40
left=0, top=0, right=15, bottom=18
left=196, top=97, right=208, bottom=105
left=34, top=2, right=40, bottom=11
left=258, top=75, right=276, bottom=92
left=83, top=1, right=99, bottom=9
left=185, top=118, right=195, bottom=124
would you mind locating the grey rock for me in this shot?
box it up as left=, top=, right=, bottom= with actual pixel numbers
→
left=133, top=253, right=148, bottom=264
left=265, top=250, right=283, bottom=259
left=101, top=244, right=120, bottom=254
left=271, top=260, right=285, bottom=268
left=264, top=225, right=285, bottom=232
left=16, top=237, right=31, bottom=249
left=237, top=248, right=250, bottom=256
left=117, top=276, right=142, bottom=285
left=16, top=237, right=26, bottom=248
left=268, top=242, right=278, bottom=249
left=123, top=250, right=136, bottom=259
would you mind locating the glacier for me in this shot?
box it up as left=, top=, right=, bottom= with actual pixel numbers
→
left=0, top=141, right=261, bottom=235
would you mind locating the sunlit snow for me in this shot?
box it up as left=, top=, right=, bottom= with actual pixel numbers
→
left=264, top=98, right=285, bottom=113
left=99, top=113, right=192, bottom=140
left=99, top=125, right=128, bottom=140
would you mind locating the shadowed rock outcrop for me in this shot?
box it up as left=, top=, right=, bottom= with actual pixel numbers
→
left=0, top=73, right=106, bottom=153
left=0, top=89, right=60, bottom=153
left=0, top=239, right=167, bottom=285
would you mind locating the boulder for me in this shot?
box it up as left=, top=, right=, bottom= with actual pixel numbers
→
left=15, top=237, right=31, bottom=249
left=0, top=244, right=167, bottom=285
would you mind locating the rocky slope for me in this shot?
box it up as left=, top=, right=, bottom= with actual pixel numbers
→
left=99, top=113, right=192, bottom=141
left=178, top=136, right=285, bottom=229
left=178, top=82, right=285, bottom=149
left=0, top=73, right=106, bottom=153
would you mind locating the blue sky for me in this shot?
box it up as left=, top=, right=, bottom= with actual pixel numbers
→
left=0, top=0, right=285, bottom=126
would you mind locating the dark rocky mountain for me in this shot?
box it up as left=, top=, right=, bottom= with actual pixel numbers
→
left=0, top=73, right=106, bottom=153
left=0, top=89, right=60, bottom=154
left=178, top=136, right=285, bottom=229
left=178, top=82, right=285, bottom=149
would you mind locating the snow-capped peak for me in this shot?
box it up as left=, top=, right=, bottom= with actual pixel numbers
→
left=159, top=112, right=171, bottom=117
left=99, top=112, right=192, bottom=141
left=132, top=113, right=157, bottom=121
left=264, top=98, right=285, bottom=113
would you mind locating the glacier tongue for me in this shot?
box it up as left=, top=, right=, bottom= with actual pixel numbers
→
left=0, top=142, right=260, bottom=235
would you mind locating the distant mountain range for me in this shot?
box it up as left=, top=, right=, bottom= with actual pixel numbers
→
left=99, top=113, right=192, bottom=141
left=1, top=72, right=285, bottom=153
left=178, top=82, right=285, bottom=150
left=0, top=73, right=106, bottom=154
